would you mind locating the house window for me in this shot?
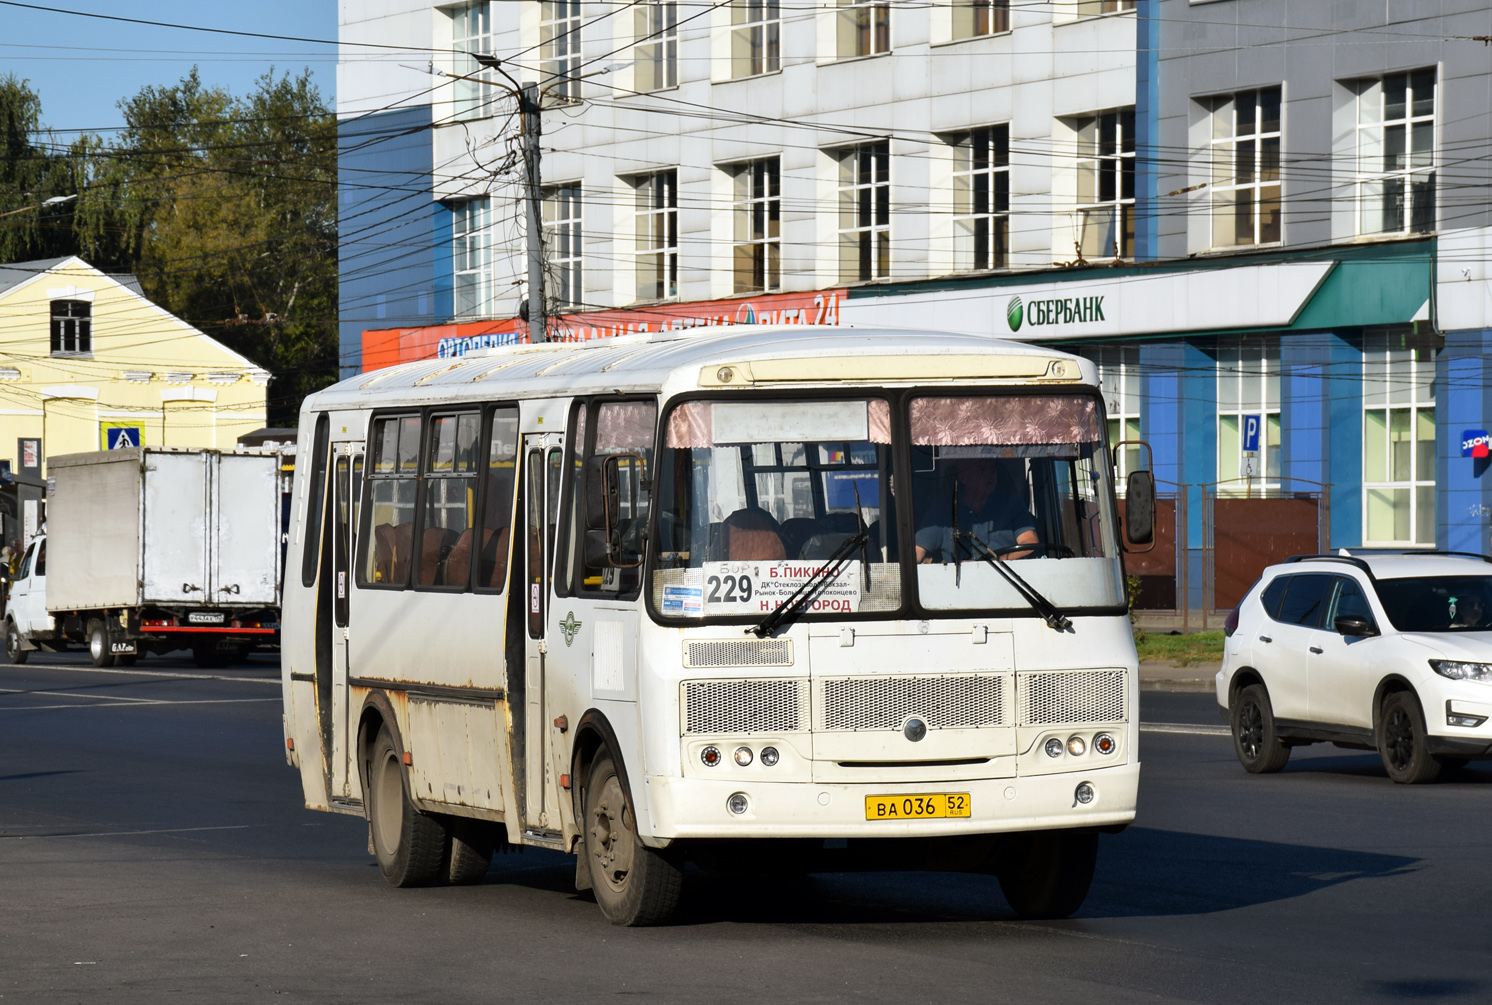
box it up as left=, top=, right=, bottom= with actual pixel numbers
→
left=544, top=183, right=583, bottom=309
left=952, top=0, right=1009, bottom=39
left=633, top=170, right=677, bottom=301
left=1363, top=332, right=1436, bottom=545
left=452, top=3, right=494, bottom=120
left=1354, top=70, right=1436, bottom=236
left=50, top=300, right=91, bottom=355
left=1208, top=86, right=1282, bottom=247
left=837, top=141, right=890, bottom=283
left=540, top=1, right=583, bottom=102
left=453, top=199, right=493, bottom=319
left=1087, top=345, right=1142, bottom=481
left=730, top=0, right=780, bottom=79
left=950, top=125, right=1009, bottom=272
left=1216, top=337, right=1280, bottom=491
left=634, top=1, right=678, bottom=92
left=837, top=0, right=890, bottom=59
left=730, top=158, right=780, bottom=293
left=1075, top=108, right=1135, bottom=259
left=1078, top=0, right=1134, bottom=13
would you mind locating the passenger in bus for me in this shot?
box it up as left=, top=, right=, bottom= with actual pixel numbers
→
left=915, top=457, right=1038, bottom=563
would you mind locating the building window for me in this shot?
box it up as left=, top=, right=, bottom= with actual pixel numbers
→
left=1075, top=108, right=1135, bottom=259
left=452, top=3, right=494, bottom=120
left=540, top=1, right=583, bottom=102
left=1208, top=87, right=1282, bottom=248
left=544, top=183, right=583, bottom=309
left=730, top=158, right=780, bottom=293
left=1216, top=336, right=1280, bottom=491
left=730, top=0, right=780, bottom=79
left=837, top=141, right=890, bottom=283
left=952, top=0, right=1009, bottom=39
left=1078, top=0, right=1134, bottom=13
left=453, top=199, right=493, bottom=319
left=634, top=1, right=678, bottom=92
left=950, top=125, right=1009, bottom=272
left=633, top=170, right=677, bottom=302
left=1363, top=332, right=1436, bottom=545
left=1087, top=345, right=1142, bottom=481
left=50, top=300, right=92, bottom=355
left=1353, top=70, right=1435, bottom=236
left=837, top=0, right=890, bottom=59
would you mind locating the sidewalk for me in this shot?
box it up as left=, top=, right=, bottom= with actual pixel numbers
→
left=1139, top=661, right=1220, bottom=693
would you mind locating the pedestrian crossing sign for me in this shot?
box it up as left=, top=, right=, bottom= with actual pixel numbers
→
left=102, top=425, right=143, bottom=450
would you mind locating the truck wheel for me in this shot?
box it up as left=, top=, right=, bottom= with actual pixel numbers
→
left=445, top=817, right=496, bottom=885
left=996, top=827, right=1099, bottom=919
left=5, top=621, right=28, bottom=664
left=367, top=724, right=448, bottom=887
left=88, top=622, right=116, bottom=668
left=583, top=752, right=683, bottom=926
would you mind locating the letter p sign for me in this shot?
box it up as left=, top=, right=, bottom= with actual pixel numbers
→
left=1242, top=414, right=1262, bottom=453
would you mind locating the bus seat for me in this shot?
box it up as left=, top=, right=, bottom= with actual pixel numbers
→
left=720, top=507, right=786, bottom=562
left=445, top=528, right=475, bottom=587
left=419, top=527, right=458, bottom=586
left=799, top=531, right=854, bottom=560
left=371, top=523, right=397, bottom=583
left=479, top=526, right=512, bottom=588
left=778, top=517, right=818, bottom=559
left=391, top=522, right=416, bottom=585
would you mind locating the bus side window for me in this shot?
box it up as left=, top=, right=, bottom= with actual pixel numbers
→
left=475, top=407, right=519, bottom=591
left=578, top=399, right=657, bottom=597
left=417, top=411, right=480, bottom=589
left=300, top=413, right=330, bottom=588
left=357, top=414, right=420, bottom=588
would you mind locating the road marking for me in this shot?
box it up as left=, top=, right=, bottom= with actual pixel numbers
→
left=1140, top=722, right=1231, bottom=736
left=0, top=665, right=279, bottom=685
left=0, top=687, right=157, bottom=703
left=0, top=697, right=280, bottom=711
left=0, top=824, right=254, bottom=841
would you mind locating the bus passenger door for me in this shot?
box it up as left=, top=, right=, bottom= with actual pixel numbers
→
left=329, top=447, right=361, bottom=798
left=519, top=433, right=564, bottom=833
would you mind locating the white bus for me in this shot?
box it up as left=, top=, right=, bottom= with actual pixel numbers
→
left=281, top=325, right=1149, bottom=925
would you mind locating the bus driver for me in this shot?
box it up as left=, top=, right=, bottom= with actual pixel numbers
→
left=915, top=457, right=1039, bottom=564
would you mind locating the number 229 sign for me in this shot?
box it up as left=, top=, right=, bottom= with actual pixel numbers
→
left=700, top=561, right=862, bottom=615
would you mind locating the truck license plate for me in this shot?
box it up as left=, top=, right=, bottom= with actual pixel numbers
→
left=189, top=612, right=225, bottom=625
left=864, top=793, right=971, bottom=820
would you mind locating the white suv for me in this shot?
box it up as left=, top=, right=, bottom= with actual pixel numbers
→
left=1217, top=551, right=1492, bottom=784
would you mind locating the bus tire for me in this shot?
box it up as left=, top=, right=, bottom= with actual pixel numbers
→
left=6, top=621, right=28, bottom=664
left=583, top=752, right=682, bottom=926
left=995, top=827, right=1098, bottom=920
left=367, top=724, right=448, bottom=887
left=445, top=818, right=495, bottom=885
left=88, top=622, right=116, bottom=668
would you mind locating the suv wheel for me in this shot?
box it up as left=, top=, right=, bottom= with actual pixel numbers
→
left=1231, top=683, right=1291, bottom=773
left=1378, top=691, right=1442, bottom=784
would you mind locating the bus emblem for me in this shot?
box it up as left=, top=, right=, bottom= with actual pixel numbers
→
left=559, top=611, right=583, bottom=646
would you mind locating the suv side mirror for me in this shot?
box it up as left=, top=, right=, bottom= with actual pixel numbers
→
left=1124, top=470, right=1155, bottom=546
left=1334, top=614, right=1377, bottom=637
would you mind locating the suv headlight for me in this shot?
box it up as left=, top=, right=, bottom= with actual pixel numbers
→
left=1430, top=660, right=1492, bottom=682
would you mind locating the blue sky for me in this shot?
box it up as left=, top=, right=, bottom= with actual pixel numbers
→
left=1, top=1, right=338, bottom=133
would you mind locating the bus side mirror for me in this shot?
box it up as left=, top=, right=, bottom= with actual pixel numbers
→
left=586, top=454, right=645, bottom=568
left=1125, top=470, right=1155, bottom=546
left=586, top=456, right=618, bottom=532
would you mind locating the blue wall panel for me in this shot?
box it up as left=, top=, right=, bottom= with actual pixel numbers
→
left=1440, top=329, right=1492, bottom=554
left=1325, top=335, right=1363, bottom=549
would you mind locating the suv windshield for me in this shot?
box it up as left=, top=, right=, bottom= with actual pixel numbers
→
left=1375, top=575, right=1492, bottom=632
left=650, top=392, right=1124, bottom=623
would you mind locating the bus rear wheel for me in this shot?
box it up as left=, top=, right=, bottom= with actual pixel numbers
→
left=995, top=827, right=1099, bottom=920
left=367, top=724, right=448, bottom=887
left=583, top=753, right=682, bottom=926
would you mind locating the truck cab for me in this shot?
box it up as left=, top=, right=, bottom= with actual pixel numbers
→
left=5, top=534, right=55, bottom=662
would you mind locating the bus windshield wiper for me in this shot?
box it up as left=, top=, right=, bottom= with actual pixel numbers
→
left=953, top=529, right=1072, bottom=632
left=747, top=526, right=869, bottom=638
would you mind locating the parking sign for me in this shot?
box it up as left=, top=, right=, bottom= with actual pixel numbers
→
left=1242, top=414, right=1262, bottom=453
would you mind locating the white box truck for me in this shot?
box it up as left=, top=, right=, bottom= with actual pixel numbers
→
left=4, top=447, right=282, bottom=667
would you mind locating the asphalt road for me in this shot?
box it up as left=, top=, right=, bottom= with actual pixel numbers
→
left=3, top=653, right=1490, bottom=1003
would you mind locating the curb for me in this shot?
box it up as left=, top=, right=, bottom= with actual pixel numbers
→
left=1140, top=678, right=1217, bottom=693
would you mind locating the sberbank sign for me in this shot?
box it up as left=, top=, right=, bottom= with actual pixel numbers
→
left=1005, top=294, right=1107, bottom=333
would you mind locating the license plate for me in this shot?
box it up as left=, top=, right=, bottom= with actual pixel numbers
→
left=864, top=793, right=971, bottom=821
left=189, top=612, right=225, bottom=625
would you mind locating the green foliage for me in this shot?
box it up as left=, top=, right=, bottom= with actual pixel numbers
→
left=1133, top=629, right=1225, bottom=667
left=0, top=68, right=338, bottom=423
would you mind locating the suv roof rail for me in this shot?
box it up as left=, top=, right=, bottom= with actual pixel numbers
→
left=1340, top=548, right=1492, bottom=564
left=1282, top=553, right=1376, bottom=578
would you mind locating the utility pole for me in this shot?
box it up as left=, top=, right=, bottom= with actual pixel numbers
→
left=520, top=82, right=547, bottom=344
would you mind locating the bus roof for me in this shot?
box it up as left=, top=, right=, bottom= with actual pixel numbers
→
left=305, top=325, right=1096, bottom=413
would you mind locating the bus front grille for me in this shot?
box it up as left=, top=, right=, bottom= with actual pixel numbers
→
left=820, top=674, right=1006, bottom=731
left=1019, top=669, right=1127, bottom=725
left=683, top=638, right=794, bottom=668
left=682, top=678, right=806, bottom=734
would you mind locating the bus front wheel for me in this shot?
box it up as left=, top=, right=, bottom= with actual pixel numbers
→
left=583, top=753, right=682, bottom=926
left=367, top=724, right=448, bottom=887
left=995, top=827, right=1099, bottom=919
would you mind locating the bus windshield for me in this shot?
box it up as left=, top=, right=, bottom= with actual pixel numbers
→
left=651, top=392, right=1124, bottom=622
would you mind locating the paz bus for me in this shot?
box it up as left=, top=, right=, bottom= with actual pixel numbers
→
left=280, top=325, right=1150, bottom=925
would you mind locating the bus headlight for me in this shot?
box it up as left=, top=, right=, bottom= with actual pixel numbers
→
left=1093, top=733, right=1117, bottom=755
left=1044, top=737, right=1064, bottom=758
left=760, top=746, right=780, bottom=766
left=733, top=746, right=754, bottom=767
left=727, top=792, right=750, bottom=815
left=700, top=745, right=722, bottom=767
left=1067, top=736, right=1087, bottom=756
left=1074, top=782, right=1096, bottom=805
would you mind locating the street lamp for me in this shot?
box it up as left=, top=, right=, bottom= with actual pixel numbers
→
left=0, top=194, right=77, bottom=220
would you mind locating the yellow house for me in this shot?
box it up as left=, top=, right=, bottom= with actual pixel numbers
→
left=0, top=256, right=269, bottom=472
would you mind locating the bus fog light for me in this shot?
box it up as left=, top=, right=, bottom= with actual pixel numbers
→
left=701, top=745, right=722, bottom=768
left=1093, top=732, right=1117, bottom=755
left=760, top=746, right=780, bottom=766
left=1074, top=782, right=1096, bottom=805
left=1067, top=736, right=1087, bottom=756
left=727, top=792, right=750, bottom=815
left=733, top=746, right=754, bottom=767
left=1044, top=737, right=1064, bottom=758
